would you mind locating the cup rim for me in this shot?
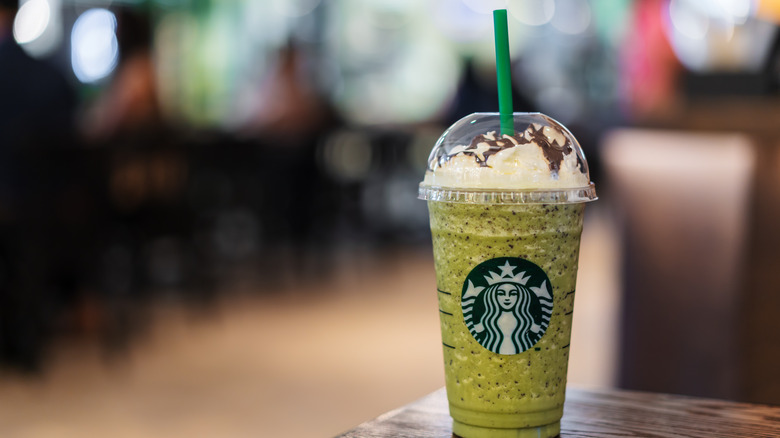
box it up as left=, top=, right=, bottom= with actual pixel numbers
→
left=418, top=182, right=598, bottom=204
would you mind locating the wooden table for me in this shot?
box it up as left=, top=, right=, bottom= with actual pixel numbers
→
left=336, top=387, right=780, bottom=437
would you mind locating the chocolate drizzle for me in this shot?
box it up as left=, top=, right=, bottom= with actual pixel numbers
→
left=445, top=124, right=573, bottom=172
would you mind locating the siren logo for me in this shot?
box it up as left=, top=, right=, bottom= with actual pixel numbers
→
left=462, top=257, right=553, bottom=355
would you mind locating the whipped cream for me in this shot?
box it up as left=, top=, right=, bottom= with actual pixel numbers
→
left=422, top=124, right=589, bottom=190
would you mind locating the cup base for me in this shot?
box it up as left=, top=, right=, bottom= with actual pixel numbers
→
left=452, top=420, right=560, bottom=438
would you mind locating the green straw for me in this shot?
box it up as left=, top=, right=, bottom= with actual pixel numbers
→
left=493, top=9, right=514, bottom=136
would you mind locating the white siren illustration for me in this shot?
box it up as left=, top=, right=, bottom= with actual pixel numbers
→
left=462, top=258, right=553, bottom=355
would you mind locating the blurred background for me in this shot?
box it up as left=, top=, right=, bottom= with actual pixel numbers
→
left=2, top=0, right=780, bottom=436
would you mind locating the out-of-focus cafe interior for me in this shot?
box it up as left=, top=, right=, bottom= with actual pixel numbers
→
left=2, top=0, right=780, bottom=436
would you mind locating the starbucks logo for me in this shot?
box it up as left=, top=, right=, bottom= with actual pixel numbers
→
left=462, top=257, right=553, bottom=355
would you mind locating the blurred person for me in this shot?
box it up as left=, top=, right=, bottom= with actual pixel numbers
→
left=0, top=0, right=76, bottom=189
left=0, top=0, right=81, bottom=371
left=244, top=41, right=340, bottom=252
left=82, top=8, right=160, bottom=142
left=245, top=41, right=336, bottom=139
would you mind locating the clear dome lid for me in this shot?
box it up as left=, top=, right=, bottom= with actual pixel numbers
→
left=418, top=112, right=597, bottom=204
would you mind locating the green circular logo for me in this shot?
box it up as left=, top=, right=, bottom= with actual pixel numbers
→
left=462, top=257, right=553, bottom=355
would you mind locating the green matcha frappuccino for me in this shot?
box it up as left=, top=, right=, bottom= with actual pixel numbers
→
left=419, top=113, right=597, bottom=438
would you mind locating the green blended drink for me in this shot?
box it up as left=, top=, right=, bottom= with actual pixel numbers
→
left=419, top=113, right=597, bottom=438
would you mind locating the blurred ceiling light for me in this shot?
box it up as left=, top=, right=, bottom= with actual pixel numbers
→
left=15, top=0, right=61, bottom=58
left=328, top=0, right=459, bottom=125
left=665, top=0, right=710, bottom=71
left=508, top=0, right=555, bottom=26
left=719, top=0, right=753, bottom=23
left=687, top=0, right=754, bottom=24
left=665, top=0, right=771, bottom=72
left=71, top=8, right=119, bottom=83
left=683, top=0, right=754, bottom=26
left=13, top=0, right=50, bottom=44
left=669, top=0, right=710, bottom=40
left=462, top=0, right=507, bottom=15
left=550, top=0, right=592, bottom=35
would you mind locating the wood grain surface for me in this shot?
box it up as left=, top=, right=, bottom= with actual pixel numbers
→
left=336, top=387, right=780, bottom=438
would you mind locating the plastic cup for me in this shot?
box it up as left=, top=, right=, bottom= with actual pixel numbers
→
left=418, top=113, right=597, bottom=438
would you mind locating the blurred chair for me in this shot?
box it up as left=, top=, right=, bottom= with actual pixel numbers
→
left=603, top=129, right=755, bottom=401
